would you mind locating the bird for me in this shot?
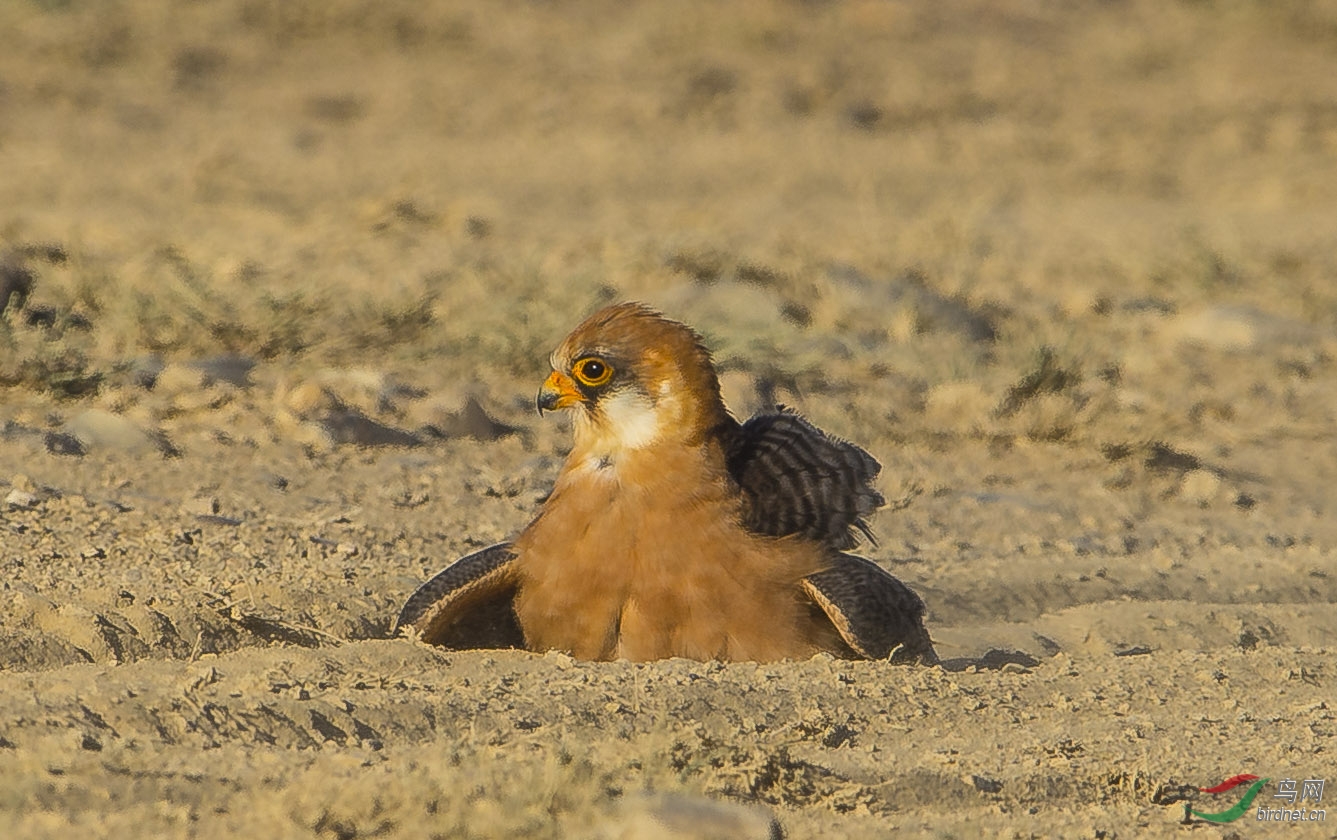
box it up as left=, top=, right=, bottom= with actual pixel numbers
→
left=395, top=302, right=935, bottom=664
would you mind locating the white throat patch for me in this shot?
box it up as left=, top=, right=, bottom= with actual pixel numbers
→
left=594, top=389, right=664, bottom=451
left=567, top=383, right=692, bottom=479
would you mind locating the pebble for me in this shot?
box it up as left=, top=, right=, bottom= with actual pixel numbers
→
left=1179, top=469, right=1222, bottom=506
left=180, top=496, right=221, bottom=517
left=275, top=379, right=423, bottom=449
left=5, top=488, right=38, bottom=508
left=599, top=793, right=780, bottom=840
left=1168, top=305, right=1316, bottom=352
left=425, top=396, right=518, bottom=441
left=64, top=408, right=174, bottom=455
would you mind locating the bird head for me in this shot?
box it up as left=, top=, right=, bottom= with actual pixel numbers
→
left=537, top=302, right=730, bottom=453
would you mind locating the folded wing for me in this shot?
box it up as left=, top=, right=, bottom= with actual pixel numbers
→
left=723, top=411, right=884, bottom=550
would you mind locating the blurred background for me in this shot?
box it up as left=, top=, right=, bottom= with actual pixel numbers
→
left=5, top=0, right=1335, bottom=382
left=5, top=0, right=1337, bottom=609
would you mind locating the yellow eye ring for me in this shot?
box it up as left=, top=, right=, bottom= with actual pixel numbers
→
left=572, top=356, right=613, bottom=387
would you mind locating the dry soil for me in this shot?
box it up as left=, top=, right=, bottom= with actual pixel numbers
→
left=2, top=1, right=1335, bottom=837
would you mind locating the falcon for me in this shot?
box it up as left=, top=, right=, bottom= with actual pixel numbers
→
left=395, top=302, right=935, bottom=663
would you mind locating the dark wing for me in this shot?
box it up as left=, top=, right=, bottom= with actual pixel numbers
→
left=802, top=554, right=937, bottom=664
left=394, top=542, right=525, bottom=650
left=723, top=411, right=884, bottom=550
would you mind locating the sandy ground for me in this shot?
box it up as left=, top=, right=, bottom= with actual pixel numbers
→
left=2, top=1, right=1336, bottom=836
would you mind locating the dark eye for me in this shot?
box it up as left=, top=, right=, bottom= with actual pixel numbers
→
left=573, top=357, right=613, bottom=387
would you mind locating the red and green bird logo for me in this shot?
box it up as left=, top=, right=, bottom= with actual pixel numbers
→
left=1185, top=774, right=1269, bottom=823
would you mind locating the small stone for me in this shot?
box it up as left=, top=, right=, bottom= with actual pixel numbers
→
left=181, top=496, right=220, bottom=517
left=1170, top=307, right=1258, bottom=351
left=424, top=396, right=517, bottom=442
left=5, top=488, right=38, bottom=509
left=158, top=361, right=235, bottom=414
left=280, top=381, right=332, bottom=419
left=276, top=374, right=424, bottom=448
left=600, top=793, right=780, bottom=840
left=1180, top=469, right=1222, bottom=506
left=154, top=363, right=209, bottom=396
left=65, top=409, right=174, bottom=456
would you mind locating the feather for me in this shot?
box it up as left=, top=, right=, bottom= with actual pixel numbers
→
left=722, top=410, right=884, bottom=549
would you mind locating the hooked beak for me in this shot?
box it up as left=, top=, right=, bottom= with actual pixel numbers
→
left=536, top=370, right=584, bottom=415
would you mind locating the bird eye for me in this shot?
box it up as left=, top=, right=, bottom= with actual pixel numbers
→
left=573, top=357, right=613, bottom=387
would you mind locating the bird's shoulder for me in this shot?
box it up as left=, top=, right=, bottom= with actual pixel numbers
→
left=719, top=408, right=884, bottom=550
